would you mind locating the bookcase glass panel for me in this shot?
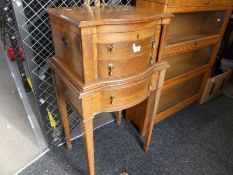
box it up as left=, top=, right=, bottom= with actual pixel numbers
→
left=163, top=46, right=214, bottom=81
left=158, top=74, right=204, bottom=113
left=166, top=10, right=227, bottom=45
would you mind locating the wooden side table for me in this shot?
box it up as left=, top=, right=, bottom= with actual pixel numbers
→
left=49, top=58, right=168, bottom=174
left=47, top=6, right=172, bottom=175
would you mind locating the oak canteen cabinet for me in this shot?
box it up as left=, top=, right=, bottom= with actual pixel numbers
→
left=127, top=0, right=233, bottom=136
left=47, top=6, right=173, bottom=175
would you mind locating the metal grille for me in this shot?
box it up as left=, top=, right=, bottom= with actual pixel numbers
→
left=9, top=0, right=134, bottom=146
left=0, top=0, right=31, bottom=92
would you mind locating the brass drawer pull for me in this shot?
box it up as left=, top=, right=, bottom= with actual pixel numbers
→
left=108, top=63, right=114, bottom=76
left=107, top=44, right=114, bottom=52
left=110, top=95, right=115, bottom=104
left=61, top=36, right=69, bottom=48
left=152, top=39, right=156, bottom=48
left=150, top=53, right=154, bottom=64
left=148, top=80, right=152, bottom=90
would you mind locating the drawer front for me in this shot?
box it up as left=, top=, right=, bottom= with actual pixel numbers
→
left=100, top=73, right=158, bottom=111
left=166, top=11, right=227, bottom=46
left=98, top=51, right=155, bottom=79
left=97, top=27, right=157, bottom=43
left=97, top=26, right=160, bottom=79
left=158, top=74, right=204, bottom=113
left=97, top=37, right=156, bottom=60
left=163, top=46, right=214, bottom=81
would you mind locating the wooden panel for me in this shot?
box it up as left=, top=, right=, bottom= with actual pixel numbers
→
left=166, top=11, right=227, bottom=45
left=158, top=74, right=204, bottom=113
left=47, top=6, right=173, bottom=28
left=212, top=0, right=233, bottom=5
left=148, top=0, right=233, bottom=6
left=162, top=35, right=219, bottom=58
left=167, top=0, right=210, bottom=5
left=49, top=21, right=84, bottom=81
left=163, top=46, right=214, bottom=81
left=98, top=51, right=154, bottom=79
left=142, top=0, right=209, bottom=5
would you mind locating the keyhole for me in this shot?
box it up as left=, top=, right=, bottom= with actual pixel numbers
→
left=137, top=34, right=140, bottom=39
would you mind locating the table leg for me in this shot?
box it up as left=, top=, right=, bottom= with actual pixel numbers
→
left=82, top=118, right=95, bottom=175
left=116, top=111, right=122, bottom=125
left=55, top=79, right=72, bottom=151
left=143, top=90, right=161, bottom=152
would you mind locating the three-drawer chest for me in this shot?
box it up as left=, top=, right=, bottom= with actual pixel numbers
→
left=47, top=6, right=173, bottom=175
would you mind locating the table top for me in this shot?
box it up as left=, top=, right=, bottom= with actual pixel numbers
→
left=46, top=5, right=173, bottom=27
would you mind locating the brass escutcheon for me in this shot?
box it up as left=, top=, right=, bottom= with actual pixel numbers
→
left=107, top=44, right=114, bottom=52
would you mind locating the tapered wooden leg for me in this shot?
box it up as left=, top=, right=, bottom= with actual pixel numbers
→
left=116, top=111, right=122, bottom=125
left=143, top=90, right=160, bottom=152
left=82, top=118, right=94, bottom=175
left=55, top=77, right=72, bottom=150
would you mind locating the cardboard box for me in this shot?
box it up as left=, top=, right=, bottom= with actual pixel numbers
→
left=200, top=67, right=232, bottom=104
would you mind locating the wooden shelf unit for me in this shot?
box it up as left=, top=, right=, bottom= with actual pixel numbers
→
left=126, top=1, right=232, bottom=135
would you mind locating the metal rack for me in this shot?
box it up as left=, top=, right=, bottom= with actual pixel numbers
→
left=1, top=0, right=134, bottom=147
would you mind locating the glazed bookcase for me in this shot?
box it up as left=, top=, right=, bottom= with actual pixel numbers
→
left=132, top=0, right=233, bottom=132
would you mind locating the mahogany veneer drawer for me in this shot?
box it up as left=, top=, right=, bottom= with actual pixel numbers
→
left=158, top=74, right=204, bottom=113
left=163, top=46, right=214, bottom=81
left=100, top=72, right=158, bottom=112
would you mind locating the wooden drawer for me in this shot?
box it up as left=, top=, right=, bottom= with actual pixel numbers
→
left=97, top=27, right=158, bottom=43
left=100, top=72, right=158, bottom=111
left=97, top=27, right=160, bottom=79
left=166, top=10, right=227, bottom=45
left=158, top=74, right=204, bottom=113
left=98, top=51, right=155, bottom=79
left=97, top=37, right=156, bottom=60
left=163, top=46, right=214, bottom=81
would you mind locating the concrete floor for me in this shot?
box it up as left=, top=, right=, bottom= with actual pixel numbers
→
left=0, top=51, right=46, bottom=175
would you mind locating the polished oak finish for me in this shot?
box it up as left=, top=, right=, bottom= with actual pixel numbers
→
left=128, top=1, right=232, bottom=136
left=47, top=6, right=172, bottom=175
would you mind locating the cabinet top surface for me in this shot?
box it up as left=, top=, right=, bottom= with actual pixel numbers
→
left=47, top=5, right=173, bottom=27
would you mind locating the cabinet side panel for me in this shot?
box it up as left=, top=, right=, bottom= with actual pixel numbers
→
left=49, top=18, right=84, bottom=81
